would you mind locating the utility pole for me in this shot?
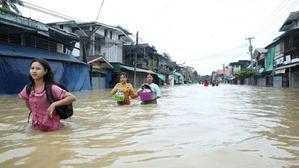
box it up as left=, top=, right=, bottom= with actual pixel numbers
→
left=246, top=37, right=255, bottom=66
left=133, top=31, right=139, bottom=87
left=222, top=63, right=225, bottom=81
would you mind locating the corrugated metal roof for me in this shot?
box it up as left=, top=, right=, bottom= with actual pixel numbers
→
left=88, top=56, right=113, bottom=69
left=120, top=65, right=156, bottom=74
left=279, top=11, right=299, bottom=32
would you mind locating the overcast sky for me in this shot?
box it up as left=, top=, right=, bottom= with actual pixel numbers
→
left=19, top=0, right=299, bottom=75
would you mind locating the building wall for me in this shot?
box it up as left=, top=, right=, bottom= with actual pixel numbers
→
left=257, top=77, right=266, bottom=86
left=0, top=28, right=66, bottom=54
left=102, top=43, right=123, bottom=63
left=290, top=67, right=299, bottom=88
left=244, top=76, right=256, bottom=85
left=232, top=65, right=241, bottom=74
left=95, top=28, right=105, bottom=37
left=92, top=76, right=106, bottom=89
left=273, top=76, right=282, bottom=88
left=266, top=76, right=273, bottom=87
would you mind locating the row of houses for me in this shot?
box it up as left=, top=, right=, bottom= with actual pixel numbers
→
left=212, top=11, right=299, bottom=88
left=211, top=60, right=251, bottom=84
left=251, top=11, right=299, bottom=88
left=0, top=11, right=197, bottom=94
left=48, top=21, right=198, bottom=88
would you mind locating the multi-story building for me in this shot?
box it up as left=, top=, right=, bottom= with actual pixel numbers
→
left=49, top=21, right=133, bottom=88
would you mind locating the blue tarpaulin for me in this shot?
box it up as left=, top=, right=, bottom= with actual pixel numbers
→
left=0, top=42, right=91, bottom=95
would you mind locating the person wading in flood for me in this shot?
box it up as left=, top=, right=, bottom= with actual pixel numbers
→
left=111, top=72, right=138, bottom=105
left=18, top=58, right=76, bottom=132
left=138, top=74, right=161, bottom=104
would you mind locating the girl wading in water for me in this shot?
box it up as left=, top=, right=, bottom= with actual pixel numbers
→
left=111, top=72, right=138, bottom=105
left=19, top=58, right=76, bottom=131
left=138, top=74, right=161, bottom=104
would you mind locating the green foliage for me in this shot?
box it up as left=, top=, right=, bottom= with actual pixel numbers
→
left=0, top=0, right=24, bottom=14
left=234, top=68, right=256, bottom=79
left=0, top=7, right=18, bottom=15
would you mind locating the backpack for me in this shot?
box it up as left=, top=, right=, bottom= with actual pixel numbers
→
left=26, top=83, right=73, bottom=122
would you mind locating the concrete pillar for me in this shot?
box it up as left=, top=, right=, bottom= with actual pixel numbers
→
left=289, top=67, right=292, bottom=88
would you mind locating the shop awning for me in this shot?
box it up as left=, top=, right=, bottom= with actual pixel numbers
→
left=157, top=73, right=166, bottom=81
left=120, top=65, right=156, bottom=74
left=275, top=69, right=286, bottom=74
left=88, top=57, right=113, bottom=69
left=174, top=72, right=183, bottom=77
left=224, top=76, right=235, bottom=81
left=275, top=62, right=299, bottom=71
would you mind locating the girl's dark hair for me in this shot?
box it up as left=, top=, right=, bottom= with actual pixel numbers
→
left=147, top=74, right=153, bottom=78
left=119, top=72, right=129, bottom=83
left=120, top=72, right=128, bottom=78
left=146, top=73, right=154, bottom=82
left=27, top=58, right=56, bottom=93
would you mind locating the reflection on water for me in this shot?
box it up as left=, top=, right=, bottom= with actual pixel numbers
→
left=1, top=85, right=299, bottom=167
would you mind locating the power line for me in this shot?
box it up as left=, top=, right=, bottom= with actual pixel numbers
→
left=252, top=0, right=289, bottom=31
left=252, top=0, right=299, bottom=36
left=251, top=0, right=292, bottom=35
left=22, top=1, right=84, bottom=22
left=173, top=43, right=247, bottom=62
left=95, top=0, right=105, bottom=21
left=144, top=0, right=176, bottom=30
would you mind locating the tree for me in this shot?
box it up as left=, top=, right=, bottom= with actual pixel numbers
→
left=162, top=52, right=172, bottom=61
left=234, top=68, right=256, bottom=79
left=0, top=0, right=24, bottom=14
left=192, top=70, right=200, bottom=82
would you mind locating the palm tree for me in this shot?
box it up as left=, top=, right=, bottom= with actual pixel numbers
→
left=0, top=0, right=24, bottom=14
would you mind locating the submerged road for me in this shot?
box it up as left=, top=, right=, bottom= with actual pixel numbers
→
left=1, top=84, right=299, bottom=167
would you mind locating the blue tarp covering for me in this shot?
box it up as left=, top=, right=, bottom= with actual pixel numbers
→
left=0, top=43, right=91, bottom=95
left=224, top=76, right=235, bottom=81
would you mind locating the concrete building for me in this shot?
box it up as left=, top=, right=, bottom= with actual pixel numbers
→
left=49, top=21, right=133, bottom=88
left=252, top=48, right=268, bottom=86
left=272, top=11, right=299, bottom=88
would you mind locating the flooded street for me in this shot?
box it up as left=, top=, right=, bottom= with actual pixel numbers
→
left=1, top=84, right=299, bottom=167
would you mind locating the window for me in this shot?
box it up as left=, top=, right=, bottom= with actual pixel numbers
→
left=110, top=31, right=112, bottom=39
left=57, top=43, right=63, bottom=53
left=48, top=41, right=57, bottom=52
left=0, top=31, right=8, bottom=43
left=95, top=37, right=101, bottom=54
left=25, top=36, right=36, bottom=48
left=36, top=38, right=49, bottom=50
left=8, top=33, right=21, bottom=45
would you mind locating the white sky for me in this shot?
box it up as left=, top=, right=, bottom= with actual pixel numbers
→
left=19, top=0, right=299, bottom=75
